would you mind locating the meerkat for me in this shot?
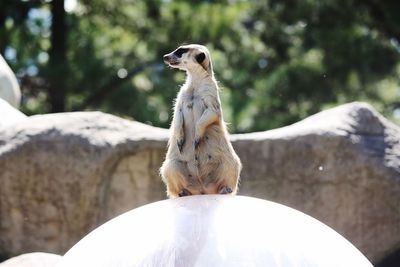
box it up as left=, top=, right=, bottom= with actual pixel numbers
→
left=160, top=44, right=242, bottom=198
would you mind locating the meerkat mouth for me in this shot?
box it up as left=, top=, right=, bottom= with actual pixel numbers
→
left=163, top=58, right=180, bottom=66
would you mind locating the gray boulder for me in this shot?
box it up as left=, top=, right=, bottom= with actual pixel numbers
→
left=0, top=112, right=168, bottom=259
left=0, top=102, right=398, bottom=265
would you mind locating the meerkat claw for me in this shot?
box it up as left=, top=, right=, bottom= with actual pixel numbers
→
left=194, top=138, right=201, bottom=149
left=178, top=189, right=191, bottom=197
left=219, top=186, right=233, bottom=194
left=177, top=138, right=185, bottom=153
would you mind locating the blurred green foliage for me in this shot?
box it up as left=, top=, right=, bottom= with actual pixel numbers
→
left=1, top=0, right=400, bottom=132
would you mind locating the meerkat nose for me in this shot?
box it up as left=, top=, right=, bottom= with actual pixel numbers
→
left=163, top=55, right=170, bottom=62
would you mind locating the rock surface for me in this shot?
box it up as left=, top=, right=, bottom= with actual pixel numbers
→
left=0, top=98, right=27, bottom=129
left=0, top=102, right=399, bottom=264
left=0, top=252, right=61, bottom=267
left=0, top=112, right=168, bottom=259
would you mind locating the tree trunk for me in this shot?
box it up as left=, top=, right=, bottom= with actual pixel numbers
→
left=48, top=0, right=66, bottom=112
left=0, top=1, right=9, bottom=55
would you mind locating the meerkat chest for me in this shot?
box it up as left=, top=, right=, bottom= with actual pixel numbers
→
left=180, top=90, right=206, bottom=115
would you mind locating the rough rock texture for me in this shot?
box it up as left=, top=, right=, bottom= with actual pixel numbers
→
left=0, top=102, right=399, bottom=264
left=0, top=98, right=27, bottom=129
left=0, top=112, right=168, bottom=259
left=0, top=252, right=61, bottom=267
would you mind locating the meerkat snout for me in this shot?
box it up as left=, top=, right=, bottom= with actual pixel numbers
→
left=163, top=54, right=179, bottom=65
left=162, top=54, right=170, bottom=62
left=163, top=47, right=189, bottom=66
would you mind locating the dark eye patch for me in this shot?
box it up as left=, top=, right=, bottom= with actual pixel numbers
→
left=174, top=48, right=189, bottom=58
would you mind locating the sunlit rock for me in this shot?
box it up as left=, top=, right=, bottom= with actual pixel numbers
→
left=59, top=196, right=373, bottom=267
left=0, top=252, right=61, bottom=267
left=0, top=55, right=21, bottom=108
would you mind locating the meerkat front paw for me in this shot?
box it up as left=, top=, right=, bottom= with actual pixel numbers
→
left=176, top=125, right=185, bottom=153
left=177, top=138, right=185, bottom=153
left=194, top=124, right=205, bottom=150
left=194, top=137, right=201, bottom=149
left=219, top=186, right=233, bottom=194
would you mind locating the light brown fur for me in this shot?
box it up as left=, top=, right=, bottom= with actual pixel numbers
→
left=160, top=44, right=242, bottom=198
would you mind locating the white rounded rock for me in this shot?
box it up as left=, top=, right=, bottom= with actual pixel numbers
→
left=0, top=98, right=26, bottom=128
left=0, top=55, right=21, bottom=108
left=0, top=252, right=61, bottom=267
left=59, top=195, right=372, bottom=267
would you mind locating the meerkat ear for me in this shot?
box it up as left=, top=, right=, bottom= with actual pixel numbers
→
left=195, top=52, right=206, bottom=64
left=196, top=52, right=211, bottom=74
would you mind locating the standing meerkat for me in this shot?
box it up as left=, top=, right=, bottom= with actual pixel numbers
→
left=160, top=44, right=242, bottom=198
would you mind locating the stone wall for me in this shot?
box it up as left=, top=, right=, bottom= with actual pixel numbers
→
left=0, top=102, right=399, bottom=264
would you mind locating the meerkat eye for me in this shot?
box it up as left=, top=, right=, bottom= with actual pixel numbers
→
left=195, top=52, right=206, bottom=63
left=174, top=48, right=189, bottom=58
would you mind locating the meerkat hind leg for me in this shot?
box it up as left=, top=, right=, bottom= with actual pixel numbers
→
left=203, top=162, right=237, bottom=195
left=216, top=161, right=239, bottom=195
left=162, top=160, right=192, bottom=198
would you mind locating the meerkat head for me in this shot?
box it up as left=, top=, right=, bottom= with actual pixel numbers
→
left=163, top=44, right=213, bottom=75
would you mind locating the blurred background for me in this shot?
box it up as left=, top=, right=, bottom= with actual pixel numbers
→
left=1, top=0, right=400, bottom=132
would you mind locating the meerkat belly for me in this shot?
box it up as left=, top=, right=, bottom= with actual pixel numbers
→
left=182, top=94, right=205, bottom=141
left=184, top=94, right=205, bottom=120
